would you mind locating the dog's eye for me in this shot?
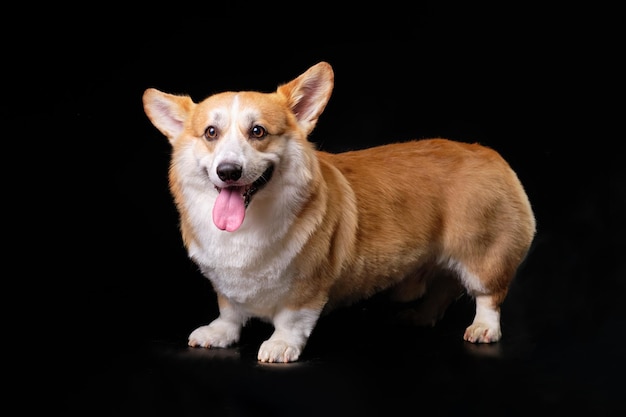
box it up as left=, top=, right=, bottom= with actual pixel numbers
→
left=204, top=126, right=218, bottom=140
left=250, top=125, right=267, bottom=140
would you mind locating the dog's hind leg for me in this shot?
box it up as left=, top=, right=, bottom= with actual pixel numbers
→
left=390, top=267, right=464, bottom=327
left=463, top=293, right=504, bottom=343
left=449, top=256, right=516, bottom=344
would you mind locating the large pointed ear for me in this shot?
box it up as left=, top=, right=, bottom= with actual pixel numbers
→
left=142, top=88, right=196, bottom=144
left=277, top=61, right=334, bottom=135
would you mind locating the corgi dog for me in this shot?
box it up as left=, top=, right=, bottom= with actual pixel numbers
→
left=142, top=61, right=536, bottom=363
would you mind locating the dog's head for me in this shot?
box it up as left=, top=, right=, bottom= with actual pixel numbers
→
left=143, top=62, right=334, bottom=232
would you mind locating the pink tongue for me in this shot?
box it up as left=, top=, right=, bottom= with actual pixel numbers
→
left=212, top=187, right=246, bottom=232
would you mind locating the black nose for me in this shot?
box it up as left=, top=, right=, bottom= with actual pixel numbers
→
left=216, top=162, right=242, bottom=182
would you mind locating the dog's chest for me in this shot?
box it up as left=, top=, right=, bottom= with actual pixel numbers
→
left=188, top=230, right=298, bottom=311
left=178, top=167, right=308, bottom=312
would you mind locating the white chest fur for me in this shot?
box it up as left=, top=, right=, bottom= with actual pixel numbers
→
left=183, top=185, right=308, bottom=317
left=174, top=137, right=317, bottom=317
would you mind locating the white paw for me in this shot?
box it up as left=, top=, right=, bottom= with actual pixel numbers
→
left=257, top=339, right=302, bottom=363
left=463, top=322, right=502, bottom=343
left=188, top=321, right=240, bottom=348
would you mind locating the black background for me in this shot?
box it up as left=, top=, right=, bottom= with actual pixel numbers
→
left=19, top=2, right=623, bottom=416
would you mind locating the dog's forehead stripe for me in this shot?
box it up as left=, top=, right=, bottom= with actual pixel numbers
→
left=196, top=94, right=250, bottom=131
left=232, top=94, right=241, bottom=118
left=232, top=93, right=262, bottom=127
left=193, top=91, right=286, bottom=138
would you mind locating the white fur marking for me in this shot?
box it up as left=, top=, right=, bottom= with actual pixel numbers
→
left=464, top=294, right=502, bottom=343
left=188, top=306, right=247, bottom=348
left=444, top=258, right=486, bottom=294
left=257, top=308, right=322, bottom=363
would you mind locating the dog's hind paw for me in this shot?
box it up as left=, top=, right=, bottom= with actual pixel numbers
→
left=257, top=339, right=302, bottom=363
left=463, top=322, right=502, bottom=343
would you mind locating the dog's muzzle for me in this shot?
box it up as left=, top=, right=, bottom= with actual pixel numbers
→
left=214, top=162, right=275, bottom=207
left=211, top=163, right=275, bottom=232
left=243, top=164, right=274, bottom=208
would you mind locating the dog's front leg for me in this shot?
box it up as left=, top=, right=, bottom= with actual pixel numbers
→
left=257, top=307, right=322, bottom=363
left=188, top=297, right=245, bottom=349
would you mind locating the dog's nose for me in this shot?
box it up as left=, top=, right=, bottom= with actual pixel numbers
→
left=216, top=162, right=243, bottom=182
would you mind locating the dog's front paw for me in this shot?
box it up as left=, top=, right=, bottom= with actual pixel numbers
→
left=257, top=339, right=302, bottom=363
left=188, top=320, right=240, bottom=349
left=463, top=322, right=502, bottom=343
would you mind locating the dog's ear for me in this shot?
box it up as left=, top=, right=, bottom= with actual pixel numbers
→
left=143, top=88, right=195, bottom=144
left=277, top=62, right=334, bottom=135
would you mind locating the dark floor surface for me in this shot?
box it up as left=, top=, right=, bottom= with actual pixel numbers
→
left=19, top=3, right=623, bottom=416
left=60, top=291, right=625, bottom=417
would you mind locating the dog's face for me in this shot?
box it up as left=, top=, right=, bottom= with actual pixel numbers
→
left=186, top=91, right=298, bottom=231
left=143, top=62, right=335, bottom=233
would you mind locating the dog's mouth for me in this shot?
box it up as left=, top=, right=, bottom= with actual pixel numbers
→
left=242, top=164, right=275, bottom=208
left=212, top=164, right=274, bottom=232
